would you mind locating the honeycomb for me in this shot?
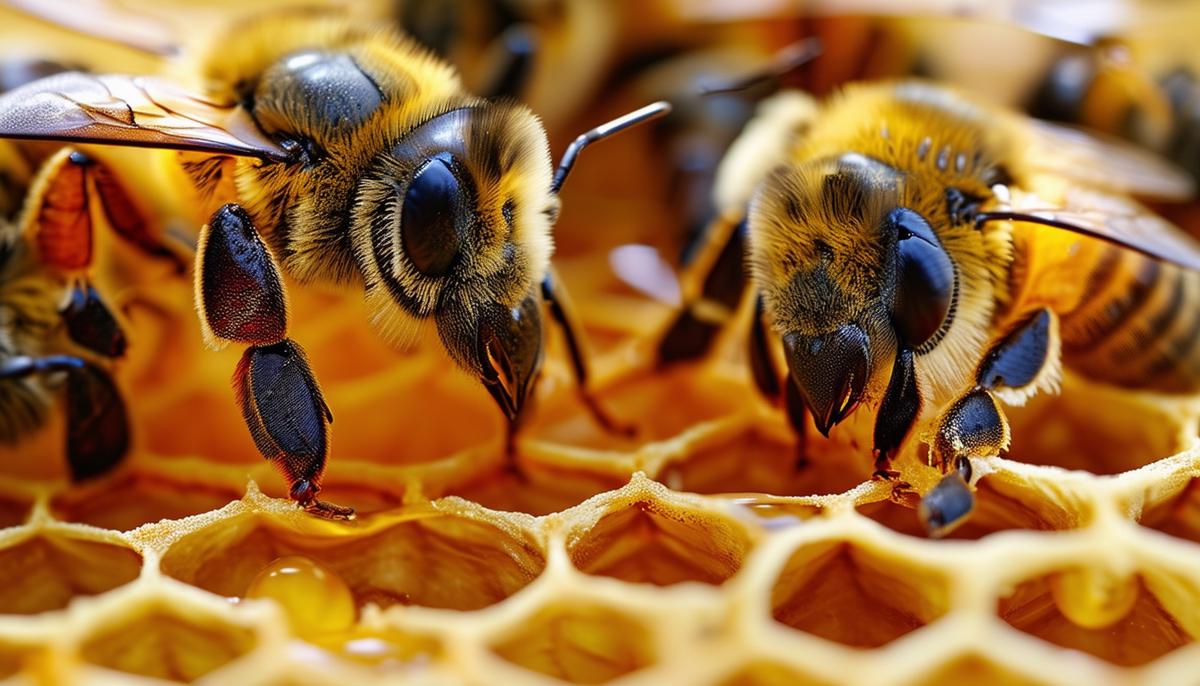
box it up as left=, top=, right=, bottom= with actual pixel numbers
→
left=1, top=4, right=1200, bottom=686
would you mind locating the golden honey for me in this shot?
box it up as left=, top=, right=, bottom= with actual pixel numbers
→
left=245, top=556, right=356, bottom=637
left=0, top=3, right=1196, bottom=686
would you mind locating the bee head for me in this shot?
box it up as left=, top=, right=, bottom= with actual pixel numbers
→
left=749, top=153, right=963, bottom=435
left=352, top=100, right=556, bottom=421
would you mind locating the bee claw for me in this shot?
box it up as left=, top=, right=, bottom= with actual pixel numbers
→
left=872, top=468, right=903, bottom=481
left=302, top=499, right=356, bottom=520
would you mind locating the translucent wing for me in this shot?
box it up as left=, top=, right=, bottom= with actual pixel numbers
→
left=981, top=186, right=1200, bottom=272
left=0, top=72, right=290, bottom=162
left=2, top=0, right=180, bottom=56
left=1021, top=119, right=1194, bottom=201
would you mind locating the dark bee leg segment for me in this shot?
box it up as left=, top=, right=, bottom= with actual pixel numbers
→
left=976, top=308, right=1053, bottom=391
left=872, top=345, right=919, bottom=480
left=919, top=457, right=974, bottom=538
left=88, top=158, right=188, bottom=271
left=64, top=362, right=130, bottom=481
left=0, top=356, right=129, bottom=481
left=784, top=378, right=809, bottom=470
left=658, top=218, right=748, bottom=365
left=540, top=272, right=633, bottom=435
left=749, top=294, right=781, bottom=401
left=197, top=204, right=287, bottom=344
left=62, top=282, right=127, bottom=358
left=234, top=340, right=349, bottom=519
left=930, top=389, right=1008, bottom=473
left=199, top=204, right=349, bottom=519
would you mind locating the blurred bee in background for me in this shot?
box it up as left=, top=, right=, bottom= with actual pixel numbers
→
left=1030, top=37, right=1200, bottom=183
left=0, top=10, right=668, bottom=517
left=669, top=78, right=1199, bottom=536
left=0, top=62, right=144, bottom=481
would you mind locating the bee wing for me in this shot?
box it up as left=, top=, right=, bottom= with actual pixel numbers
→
left=986, top=186, right=1200, bottom=272
left=1021, top=119, right=1194, bottom=201
left=2, top=0, right=180, bottom=56
left=0, top=72, right=291, bottom=162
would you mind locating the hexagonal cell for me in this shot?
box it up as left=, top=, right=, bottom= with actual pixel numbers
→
left=568, top=499, right=752, bottom=585
left=0, top=533, right=141, bottom=614
left=717, top=661, right=833, bottom=686
left=0, top=494, right=31, bottom=529
left=770, top=541, right=950, bottom=647
left=50, top=474, right=240, bottom=531
left=1140, top=477, right=1200, bottom=543
left=489, top=603, right=654, bottom=684
left=912, top=655, right=1048, bottom=686
left=80, top=605, right=255, bottom=682
left=161, top=512, right=545, bottom=611
left=858, top=477, right=1088, bottom=540
left=997, top=573, right=1192, bottom=666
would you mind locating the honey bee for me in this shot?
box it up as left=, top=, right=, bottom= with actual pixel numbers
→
left=671, top=79, right=1198, bottom=535
left=0, top=12, right=668, bottom=517
left=1030, top=38, right=1200, bottom=182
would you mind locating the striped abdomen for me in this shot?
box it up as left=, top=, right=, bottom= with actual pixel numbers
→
left=1060, top=244, right=1200, bottom=393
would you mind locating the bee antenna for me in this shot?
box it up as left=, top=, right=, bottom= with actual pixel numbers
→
left=551, top=101, right=673, bottom=194
left=698, top=37, right=822, bottom=96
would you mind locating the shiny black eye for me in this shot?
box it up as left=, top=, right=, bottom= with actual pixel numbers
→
left=402, top=153, right=463, bottom=277
left=256, top=51, right=383, bottom=130
left=887, top=208, right=954, bottom=347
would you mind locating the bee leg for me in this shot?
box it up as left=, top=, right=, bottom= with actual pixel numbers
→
left=872, top=345, right=918, bottom=483
left=783, top=378, right=809, bottom=470
left=919, top=457, right=974, bottom=538
left=919, top=308, right=1057, bottom=535
left=25, top=150, right=185, bottom=274
left=197, top=203, right=351, bottom=520
left=61, top=282, right=127, bottom=358
left=84, top=153, right=189, bottom=272
left=922, top=388, right=1008, bottom=536
left=0, top=356, right=129, bottom=481
left=748, top=294, right=782, bottom=401
left=658, top=217, right=748, bottom=365
left=540, top=270, right=635, bottom=436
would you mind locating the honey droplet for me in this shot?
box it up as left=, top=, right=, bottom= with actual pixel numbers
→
left=1050, top=567, right=1139, bottom=629
left=246, top=555, right=356, bottom=636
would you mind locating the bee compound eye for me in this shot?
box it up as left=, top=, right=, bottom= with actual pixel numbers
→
left=887, top=208, right=954, bottom=347
left=401, top=154, right=463, bottom=277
